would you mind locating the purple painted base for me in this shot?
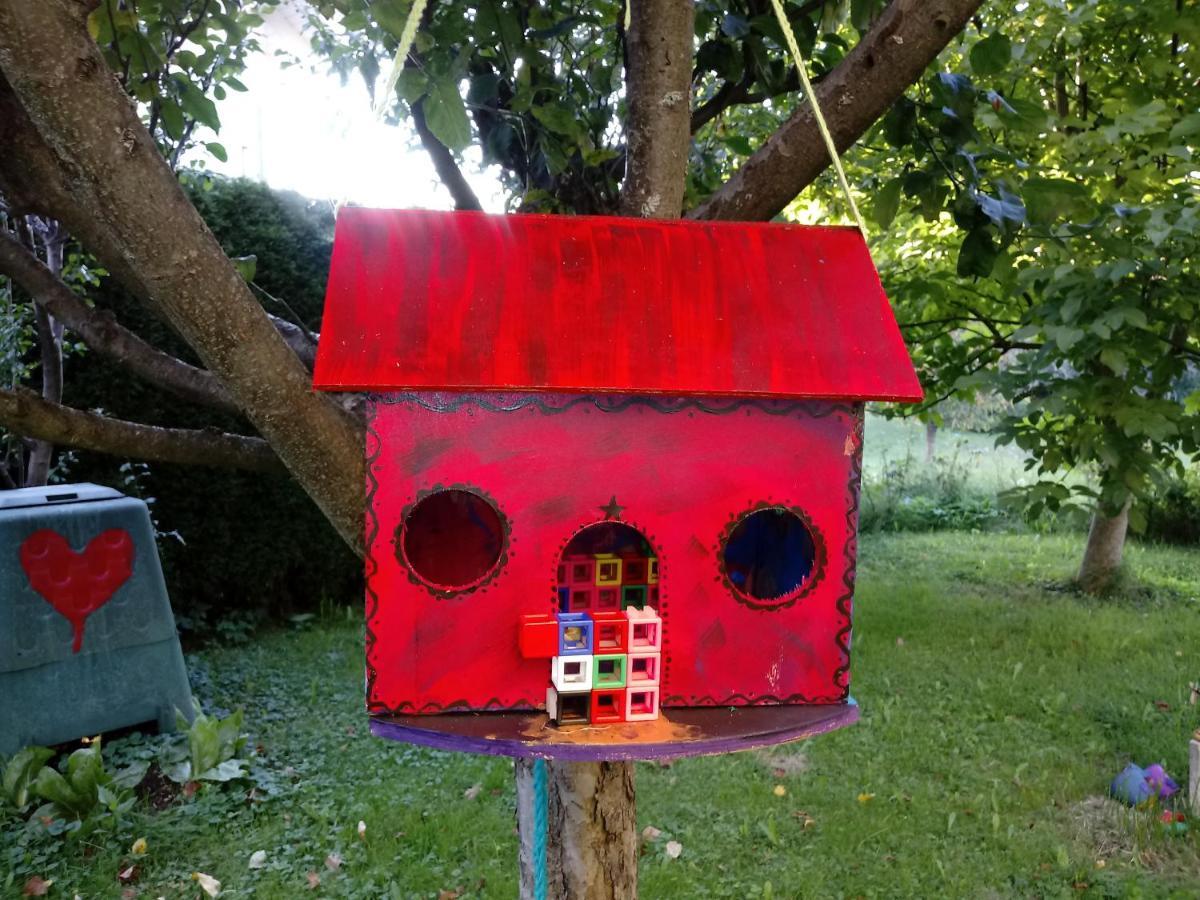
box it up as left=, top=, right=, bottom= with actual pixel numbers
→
left=369, top=700, right=859, bottom=761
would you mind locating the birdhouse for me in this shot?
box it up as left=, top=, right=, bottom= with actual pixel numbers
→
left=314, top=209, right=921, bottom=759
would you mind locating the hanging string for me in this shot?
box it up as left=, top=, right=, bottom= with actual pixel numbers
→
left=336, top=0, right=429, bottom=212
left=532, top=758, right=549, bottom=900
left=371, top=0, right=428, bottom=122
left=767, top=0, right=868, bottom=237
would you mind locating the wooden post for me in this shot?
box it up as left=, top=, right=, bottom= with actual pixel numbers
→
left=1189, top=736, right=1199, bottom=817
left=516, top=760, right=638, bottom=899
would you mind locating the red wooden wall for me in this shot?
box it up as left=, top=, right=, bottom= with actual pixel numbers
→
left=364, top=393, right=863, bottom=715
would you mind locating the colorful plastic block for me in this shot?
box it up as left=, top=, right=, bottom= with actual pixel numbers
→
left=626, top=606, right=662, bottom=652
left=547, top=686, right=589, bottom=725
left=594, top=653, right=627, bottom=689
left=591, top=611, right=628, bottom=653
left=557, top=612, right=593, bottom=655
left=621, top=556, right=648, bottom=585
left=596, top=587, right=620, bottom=611
left=594, top=554, right=622, bottom=586
left=625, top=686, right=660, bottom=722
left=647, top=558, right=659, bottom=584
left=551, top=654, right=593, bottom=692
left=557, top=586, right=570, bottom=611
left=566, top=556, right=594, bottom=585
left=590, top=689, right=625, bottom=724
left=518, top=613, right=559, bottom=659
left=567, top=588, right=592, bottom=613
left=621, top=584, right=648, bottom=609
left=627, top=651, right=660, bottom=686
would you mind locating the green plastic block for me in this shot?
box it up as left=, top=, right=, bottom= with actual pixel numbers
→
left=593, top=653, right=627, bottom=689
left=0, top=484, right=192, bottom=755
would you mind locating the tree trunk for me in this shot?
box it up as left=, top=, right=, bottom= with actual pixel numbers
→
left=924, top=420, right=937, bottom=463
left=513, top=2, right=695, bottom=895
left=691, top=0, right=986, bottom=222
left=619, top=0, right=694, bottom=218
left=0, top=1, right=364, bottom=550
left=25, top=226, right=64, bottom=486
left=517, top=759, right=638, bottom=900
left=1077, top=501, right=1130, bottom=594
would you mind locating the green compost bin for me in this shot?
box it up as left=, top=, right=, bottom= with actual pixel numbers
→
left=1, top=483, right=192, bottom=755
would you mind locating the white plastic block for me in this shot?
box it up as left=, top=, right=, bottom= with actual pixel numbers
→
left=626, top=606, right=662, bottom=652
left=551, top=654, right=593, bottom=693
left=627, top=651, right=661, bottom=687
left=625, top=685, right=660, bottom=722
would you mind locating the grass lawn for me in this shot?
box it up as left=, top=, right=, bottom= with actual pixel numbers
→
left=5, top=532, right=1199, bottom=898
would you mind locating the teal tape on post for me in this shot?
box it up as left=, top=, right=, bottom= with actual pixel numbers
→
left=533, top=758, right=548, bottom=900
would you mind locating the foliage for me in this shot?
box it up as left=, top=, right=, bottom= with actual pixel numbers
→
left=87, top=0, right=275, bottom=167
left=854, top=0, right=1199, bottom=526
left=63, top=176, right=358, bottom=626
left=1, top=740, right=145, bottom=841
left=1143, top=467, right=1200, bottom=547
left=302, top=0, right=882, bottom=214
left=4, top=533, right=1197, bottom=896
left=161, top=703, right=250, bottom=785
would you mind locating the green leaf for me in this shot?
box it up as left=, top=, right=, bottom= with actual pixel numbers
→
left=873, top=177, right=904, bottom=229
left=957, top=228, right=998, bottom=278
left=531, top=103, right=579, bottom=138
left=882, top=98, right=917, bottom=149
left=159, top=101, right=186, bottom=141
left=423, top=77, right=471, bottom=151
left=205, top=142, right=228, bottom=163
left=1022, top=178, right=1090, bottom=226
left=197, top=758, right=248, bottom=783
left=970, top=33, right=1012, bottom=76
left=32, top=767, right=89, bottom=818
left=721, top=134, right=754, bottom=156
left=2, top=746, right=54, bottom=809
left=1100, top=347, right=1127, bottom=376
left=232, top=255, right=257, bottom=282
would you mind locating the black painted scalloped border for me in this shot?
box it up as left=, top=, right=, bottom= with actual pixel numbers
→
left=392, top=483, right=513, bottom=599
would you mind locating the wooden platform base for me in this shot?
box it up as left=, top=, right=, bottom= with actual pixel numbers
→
left=370, top=701, right=859, bottom=761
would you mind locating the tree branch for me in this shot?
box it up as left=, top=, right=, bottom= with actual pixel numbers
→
left=0, top=386, right=282, bottom=472
left=0, top=227, right=241, bottom=414
left=411, top=97, right=483, bottom=211
left=691, top=0, right=986, bottom=221
left=620, top=0, right=695, bottom=218
left=0, top=1, right=364, bottom=551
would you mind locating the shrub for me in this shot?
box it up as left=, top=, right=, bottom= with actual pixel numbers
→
left=60, top=175, right=359, bottom=630
left=1142, top=467, right=1200, bottom=547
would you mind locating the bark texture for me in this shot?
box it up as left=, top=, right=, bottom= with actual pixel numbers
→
left=514, top=4, right=693, bottom=895
left=619, top=0, right=695, bottom=219
left=26, top=229, right=64, bottom=487
left=0, top=387, right=281, bottom=472
left=0, top=0, right=363, bottom=549
left=691, top=0, right=987, bottom=221
left=1076, top=501, right=1130, bottom=594
left=0, top=229, right=238, bottom=413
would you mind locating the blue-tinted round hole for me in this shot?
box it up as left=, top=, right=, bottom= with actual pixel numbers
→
left=721, top=508, right=816, bottom=600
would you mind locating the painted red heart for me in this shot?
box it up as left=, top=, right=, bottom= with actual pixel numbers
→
left=19, top=528, right=135, bottom=653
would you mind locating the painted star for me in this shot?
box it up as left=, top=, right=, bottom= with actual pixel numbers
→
left=599, top=495, right=625, bottom=520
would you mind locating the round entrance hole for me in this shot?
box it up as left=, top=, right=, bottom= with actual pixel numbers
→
left=721, top=507, right=818, bottom=602
left=399, top=489, right=506, bottom=591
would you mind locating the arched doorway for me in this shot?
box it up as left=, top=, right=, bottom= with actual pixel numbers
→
left=556, top=522, right=658, bottom=615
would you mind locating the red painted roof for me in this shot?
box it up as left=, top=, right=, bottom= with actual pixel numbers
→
left=313, top=208, right=922, bottom=402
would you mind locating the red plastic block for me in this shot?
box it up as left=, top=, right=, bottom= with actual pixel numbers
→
left=591, top=689, right=625, bottom=725
left=518, top=613, right=558, bottom=659
left=592, top=611, right=628, bottom=654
